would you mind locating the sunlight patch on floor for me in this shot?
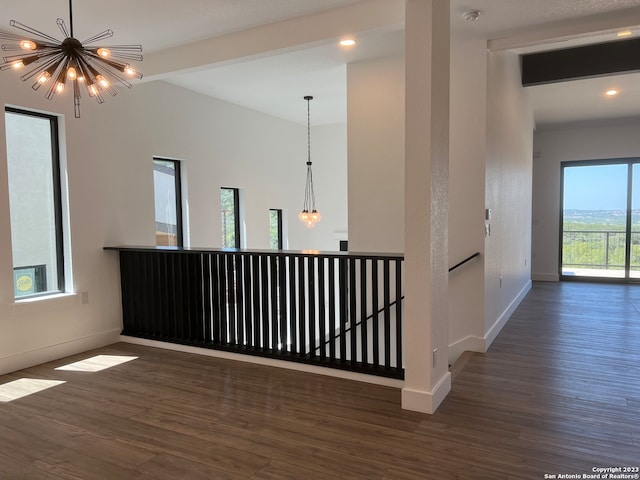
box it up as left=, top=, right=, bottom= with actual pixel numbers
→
left=55, top=355, right=138, bottom=372
left=0, top=378, right=66, bottom=402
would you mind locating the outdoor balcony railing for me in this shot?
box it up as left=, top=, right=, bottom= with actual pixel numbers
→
left=562, top=230, right=640, bottom=272
left=105, top=246, right=404, bottom=379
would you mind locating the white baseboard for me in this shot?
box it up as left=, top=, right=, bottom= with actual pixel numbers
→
left=120, top=336, right=404, bottom=389
left=448, top=335, right=485, bottom=365
left=485, top=280, right=532, bottom=349
left=532, top=273, right=559, bottom=282
left=401, top=372, right=451, bottom=414
left=0, top=329, right=121, bottom=376
left=448, top=280, right=533, bottom=365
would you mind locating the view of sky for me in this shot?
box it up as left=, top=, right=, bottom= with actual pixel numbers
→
left=563, top=164, right=640, bottom=211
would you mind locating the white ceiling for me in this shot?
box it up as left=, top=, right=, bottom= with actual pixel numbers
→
left=3, top=0, right=640, bottom=127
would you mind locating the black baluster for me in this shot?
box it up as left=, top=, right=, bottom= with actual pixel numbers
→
left=338, top=258, right=347, bottom=362
left=318, top=257, right=326, bottom=359
left=289, top=255, right=298, bottom=354
left=360, top=258, right=368, bottom=365
left=395, top=259, right=403, bottom=370
left=384, top=259, right=391, bottom=368
left=371, top=260, right=379, bottom=366
left=299, top=256, right=307, bottom=355
left=260, top=255, right=269, bottom=349
left=328, top=258, right=336, bottom=361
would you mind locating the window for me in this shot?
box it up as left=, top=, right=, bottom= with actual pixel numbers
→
left=221, top=187, right=240, bottom=248
left=269, top=209, right=283, bottom=249
left=561, top=159, right=640, bottom=280
left=153, top=158, right=183, bottom=246
left=5, top=108, right=64, bottom=298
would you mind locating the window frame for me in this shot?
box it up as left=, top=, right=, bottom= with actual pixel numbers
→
left=269, top=209, right=283, bottom=250
left=153, top=157, right=184, bottom=247
left=5, top=106, right=65, bottom=297
left=221, top=187, right=241, bottom=249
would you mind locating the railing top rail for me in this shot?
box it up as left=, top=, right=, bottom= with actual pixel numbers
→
left=563, top=230, right=627, bottom=234
left=104, top=245, right=404, bottom=261
left=449, top=251, right=480, bottom=273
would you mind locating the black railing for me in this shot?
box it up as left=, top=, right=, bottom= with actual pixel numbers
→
left=562, top=230, right=640, bottom=271
left=106, top=246, right=404, bottom=379
left=449, top=252, right=480, bottom=273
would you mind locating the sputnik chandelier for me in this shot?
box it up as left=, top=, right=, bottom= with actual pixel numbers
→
left=0, top=0, right=143, bottom=118
left=298, top=95, right=321, bottom=228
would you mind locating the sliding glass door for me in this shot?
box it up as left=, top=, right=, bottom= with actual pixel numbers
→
left=631, top=164, right=640, bottom=279
left=561, top=160, right=640, bottom=280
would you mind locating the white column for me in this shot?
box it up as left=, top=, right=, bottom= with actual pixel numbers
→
left=402, top=0, right=451, bottom=414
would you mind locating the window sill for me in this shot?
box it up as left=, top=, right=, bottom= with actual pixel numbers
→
left=11, top=292, right=80, bottom=313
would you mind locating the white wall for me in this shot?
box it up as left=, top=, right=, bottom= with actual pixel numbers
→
left=532, top=119, right=640, bottom=280
left=347, top=55, right=405, bottom=254
left=0, top=76, right=347, bottom=375
left=447, top=37, right=487, bottom=361
left=345, top=44, right=533, bottom=366
left=484, top=50, right=534, bottom=341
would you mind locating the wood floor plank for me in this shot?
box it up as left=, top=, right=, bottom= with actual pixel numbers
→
left=1, top=281, right=638, bottom=478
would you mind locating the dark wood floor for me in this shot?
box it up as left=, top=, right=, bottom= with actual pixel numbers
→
left=1, top=281, right=639, bottom=479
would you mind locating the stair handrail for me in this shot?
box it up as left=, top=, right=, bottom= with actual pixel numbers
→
left=449, top=252, right=480, bottom=273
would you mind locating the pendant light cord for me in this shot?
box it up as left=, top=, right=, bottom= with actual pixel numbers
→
left=69, top=0, right=74, bottom=37
left=307, top=97, right=311, bottom=167
left=305, top=96, right=316, bottom=211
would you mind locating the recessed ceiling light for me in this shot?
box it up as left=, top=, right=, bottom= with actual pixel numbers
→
left=339, top=38, right=356, bottom=47
left=617, top=30, right=633, bottom=37
left=605, top=89, right=619, bottom=96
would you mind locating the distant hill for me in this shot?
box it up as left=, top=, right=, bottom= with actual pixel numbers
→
left=562, top=209, right=640, bottom=231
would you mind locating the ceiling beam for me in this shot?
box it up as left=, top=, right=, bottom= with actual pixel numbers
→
left=141, top=0, right=404, bottom=81
left=521, top=37, right=640, bottom=86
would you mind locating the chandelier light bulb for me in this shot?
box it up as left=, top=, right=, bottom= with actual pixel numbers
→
left=66, top=67, right=77, bottom=80
left=96, top=47, right=111, bottom=58
left=55, top=82, right=65, bottom=93
left=37, top=71, right=51, bottom=84
left=11, top=60, right=24, bottom=70
left=123, top=64, right=136, bottom=76
left=20, top=40, right=36, bottom=50
left=96, top=74, right=109, bottom=88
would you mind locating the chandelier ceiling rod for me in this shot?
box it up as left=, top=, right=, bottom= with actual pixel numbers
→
left=69, top=0, right=74, bottom=38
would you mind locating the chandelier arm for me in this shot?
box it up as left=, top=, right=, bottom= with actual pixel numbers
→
left=19, top=53, right=65, bottom=82
left=73, top=78, right=81, bottom=118
left=83, top=54, right=133, bottom=88
left=87, top=49, right=143, bottom=62
left=44, top=57, right=70, bottom=99
left=3, top=47, right=60, bottom=62
left=75, top=56, right=106, bottom=103
left=9, top=20, right=61, bottom=44
left=97, top=44, right=143, bottom=51
left=56, top=18, right=69, bottom=39
left=81, top=30, right=114, bottom=46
